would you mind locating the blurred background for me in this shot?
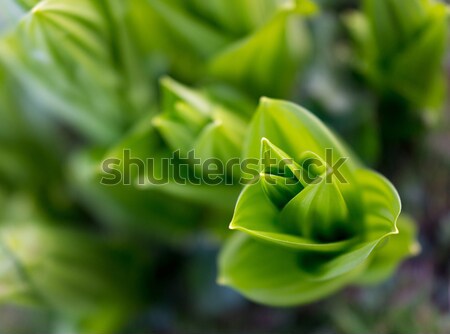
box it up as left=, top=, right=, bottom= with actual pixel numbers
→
left=0, top=0, right=449, bottom=333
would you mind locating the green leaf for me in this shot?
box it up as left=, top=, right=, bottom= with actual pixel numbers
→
left=218, top=233, right=366, bottom=307
left=347, top=0, right=448, bottom=113
left=355, top=215, right=420, bottom=285
left=0, top=0, right=155, bottom=144
left=208, top=7, right=312, bottom=98
left=260, top=173, right=303, bottom=209
left=244, top=98, right=361, bottom=173
left=280, top=178, right=351, bottom=242
left=70, top=81, right=248, bottom=236
left=220, top=98, right=415, bottom=306
left=230, top=182, right=358, bottom=252
left=245, top=98, right=365, bottom=224
left=147, top=0, right=232, bottom=58
left=0, top=195, right=148, bottom=333
left=182, top=0, right=296, bottom=36
left=153, top=77, right=248, bottom=166
left=0, top=63, right=63, bottom=193
left=69, top=147, right=206, bottom=244
left=363, top=0, right=427, bottom=57
left=389, top=5, right=447, bottom=110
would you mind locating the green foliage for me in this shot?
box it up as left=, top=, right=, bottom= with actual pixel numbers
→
left=207, top=5, right=313, bottom=98
left=0, top=0, right=436, bottom=331
left=153, top=77, right=248, bottom=164
left=219, top=98, right=418, bottom=306
left=0, top=0, right=155, bottom=143
left=345, top=0, right=448, bottom=118
left=141, top=0, right=315, bottom=97
left=0, top=194, right=147, bottom=333
left=0, top=0, right=315, bottom=144
left=70, top=78, right=250, bottom=243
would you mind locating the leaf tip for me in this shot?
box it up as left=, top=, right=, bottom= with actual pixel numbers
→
left=216, top=276, right=229, bottom=286
left=159, top=75, right=174, bottom=87
left=151, top=115, right=162, bottom=127
left=259, top=96, right=273, bottom=107
left=229, top=221, right=237, bottom=230
left=260, top=136, right=270, bottom=146
left=410, top=241, right=421, bottom=256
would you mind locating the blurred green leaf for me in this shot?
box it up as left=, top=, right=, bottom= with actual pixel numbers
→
left=208, top=6, right=312, bottom=98
left=0, top=0, right=155, bottom=144
left=0, top=195, right=149, bottom=334
left=154, top=77, right=248, bottom=164
left=0, top=63, right=65, bottom=203
left=345, top=0, right=448, bottom=115
left=70, top=79, right=251, bottom=242
left=69, top=121, right=206, bottom=244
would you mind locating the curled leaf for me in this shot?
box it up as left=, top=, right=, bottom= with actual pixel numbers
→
left=220, top=98, right=417, bottom=306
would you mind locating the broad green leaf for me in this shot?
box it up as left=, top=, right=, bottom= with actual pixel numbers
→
left=147, top=0, right=232, bottom=58
left=182, top=0, right=293, bottom=36
left=208, top=8, right=311, bottom=98
left=0, top=0, right=155, bottom=144
left=285, top=169, right=402, bottom=282
left=218, top=233, right=366, bottom=306
left=229, top=168, right=400, bottom=263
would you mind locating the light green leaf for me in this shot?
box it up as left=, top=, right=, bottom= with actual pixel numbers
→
left=363, top=0, right=425, bottom=57
left=281, top=178, right=351, bottom=242
left=220, top=98, right=413, bottom=306
left=148, top=0, right=232, bottom=58
left=347, top=0, right=447, bottom=113
left=245, top=98, right=361, bottom=173
left=389, top=5, right=447, bottom=109
left=218, top=233, right=366, bottom=306
left=260, top=173, right=303, bottom=209
left=355, top=215, right=420, bottom=285
left=153, top=77, right=248, bottom=165
left=230, top=182, right=358, bottom=252
left=0, top=0, right=154, bottom=143
left=208, top=8, right=312, bottom=98
left=183, top=0, right=294, bottom=36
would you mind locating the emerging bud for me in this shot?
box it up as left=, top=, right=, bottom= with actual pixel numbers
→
left=259, top=138, right=355, bottom=242
left=280, top=178, right=351, bottom=242
left=153, top=77, right=247, bottom=166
